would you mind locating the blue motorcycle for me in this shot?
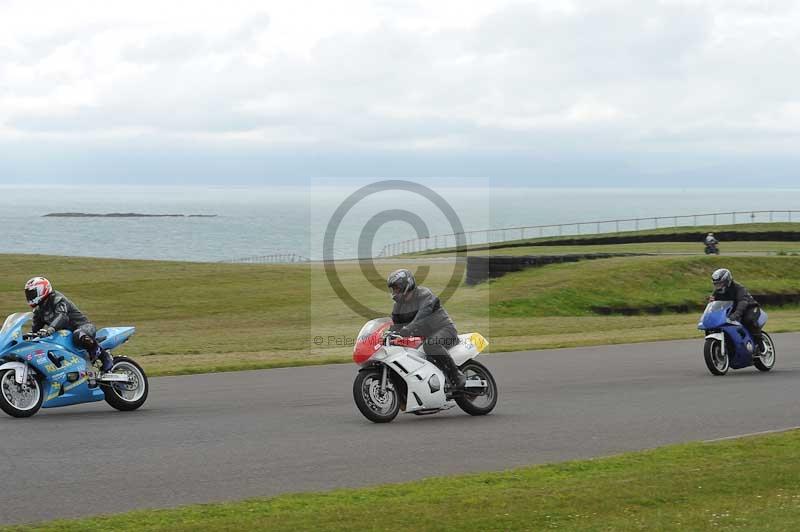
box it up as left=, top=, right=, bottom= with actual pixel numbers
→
left=0, top=312, right=149, bottom=418
left=697, top=301, right=775, bottom=375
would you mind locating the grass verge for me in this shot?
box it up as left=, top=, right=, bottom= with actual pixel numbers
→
left=7, top=429, right=800, bottom=531
left=2, top=254, right=800, bottom=376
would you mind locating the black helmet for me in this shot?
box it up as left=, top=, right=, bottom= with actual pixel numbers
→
left=711, top=268, right=732, bottom=291
left=387, top=269, right=416, bottom=301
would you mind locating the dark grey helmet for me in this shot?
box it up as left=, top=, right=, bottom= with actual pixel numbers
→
left=711, top=268, right=732, bottom=291
left=387, top=269, right=416, bottom=301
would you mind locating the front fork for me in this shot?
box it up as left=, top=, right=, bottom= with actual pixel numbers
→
left=380, top=364, right=388, bottom=394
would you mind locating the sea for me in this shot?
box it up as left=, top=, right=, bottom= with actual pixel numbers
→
left=0, top=184, right=798, bottom=262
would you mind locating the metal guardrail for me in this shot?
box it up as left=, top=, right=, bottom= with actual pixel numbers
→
left=222, top=253, right=310, bottom=264
left=379, top=210, right=800, bottom=257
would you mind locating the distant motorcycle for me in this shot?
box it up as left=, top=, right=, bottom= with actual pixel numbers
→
left=697, top=301, right=775, bottom=375
left=352, top=317, right=497, bottom=423
left=704, top=242, right=720, bottom=255
left=0, top=312, right=149, bottom=418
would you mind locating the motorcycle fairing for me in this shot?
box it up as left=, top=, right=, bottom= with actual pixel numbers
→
left=97, top=327, right=136, bottom=350
left=447, top=333, right=489, bottom=366
left=699, top=301, right=768, bottom=370
left=377, top=346, right=449, bottom=413
left=9, top=339, right=104, bottom=407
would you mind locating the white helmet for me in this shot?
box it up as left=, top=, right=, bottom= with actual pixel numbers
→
left=711, top=268, right=732, bottom=291
left=24, top=277, right=53, bottom=307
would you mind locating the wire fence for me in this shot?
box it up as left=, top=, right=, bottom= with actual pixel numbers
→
left=378, top=210, right=800, bottom=257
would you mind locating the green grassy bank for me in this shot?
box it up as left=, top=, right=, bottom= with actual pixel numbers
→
left=2, top=253, right=799, bottom=375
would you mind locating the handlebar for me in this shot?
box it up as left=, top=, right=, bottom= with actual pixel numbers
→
left=383, top=332, right=402, bottom=346
left=388, top=335, right=425, bottom=347
left=382, top=332, right=425, bottom=347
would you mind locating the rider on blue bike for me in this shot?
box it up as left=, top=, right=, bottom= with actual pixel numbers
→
left=24, top=277, right=114, bottom=372
left=709, top=268, right=765, bottom=353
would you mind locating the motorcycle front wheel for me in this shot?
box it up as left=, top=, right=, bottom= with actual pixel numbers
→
left=353, top=367, right=400, bottom=423
left=704, top=338, right=729, bottom=375
left=0, top=369, right=43, bottom=418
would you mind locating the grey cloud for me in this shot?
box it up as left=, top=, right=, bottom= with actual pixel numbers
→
left=2, top=0, right=800, bottom=184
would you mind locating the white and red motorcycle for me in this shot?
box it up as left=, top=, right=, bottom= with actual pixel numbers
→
left=352, top=317, right=498, bottom=423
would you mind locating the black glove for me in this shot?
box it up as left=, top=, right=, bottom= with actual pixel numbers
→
left=729, top=313, right=741, bottom=323
left=37, top=326, right=55, bottom=337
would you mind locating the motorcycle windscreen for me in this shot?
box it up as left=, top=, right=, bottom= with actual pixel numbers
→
left=353, top=317, right=392, bottom=365
left=699, top=300, right=732, bottom=329
left=0, top=312, right=32, bottom=350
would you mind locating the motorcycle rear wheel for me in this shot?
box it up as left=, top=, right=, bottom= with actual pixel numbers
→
left=753, top=333, right=776, bottom=372
left=353, top=368, right=400, bottom=423
left=455, top=361, right=498, bottom=416
left=103, top=357, right=149, bottom=411
left=704, top=338, right=729, bottom=375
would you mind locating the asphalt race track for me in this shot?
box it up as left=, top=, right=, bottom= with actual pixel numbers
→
left=2, top=334, right=799, bottom=525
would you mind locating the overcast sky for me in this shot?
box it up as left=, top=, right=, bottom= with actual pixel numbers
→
left=1, top=0, right=798, bottom=186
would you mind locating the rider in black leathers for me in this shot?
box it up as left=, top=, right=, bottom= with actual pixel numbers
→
left=25, top=277, right=114, bottom=372
left=704, top=233, right=719, bottom=254
left=387, top=269, right=466, bottom=389
left=710, top=268, right=764, bottom=352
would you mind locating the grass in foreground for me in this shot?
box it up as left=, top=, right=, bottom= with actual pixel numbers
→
left=8, top=429, right=800, bottom=531
left=2, top=254, right=800, bottom=375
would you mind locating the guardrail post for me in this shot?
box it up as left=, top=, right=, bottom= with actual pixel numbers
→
left=616, top=220, right=619, bottom=233
left=654, top=217, right=658, bottom=229
left=733, top=212, right=736, bottom=224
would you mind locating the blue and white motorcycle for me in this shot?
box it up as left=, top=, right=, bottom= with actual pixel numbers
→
left=697, top=301, right=775, bottom=375
left=0, top=312, right=148, bottom=418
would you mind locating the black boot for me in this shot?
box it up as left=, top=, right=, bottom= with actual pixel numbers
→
left=93, top=345, right=114, bottom=373
left=754, top=335, right=766, bottom=355
left=431, top=355, right=466, bottom=390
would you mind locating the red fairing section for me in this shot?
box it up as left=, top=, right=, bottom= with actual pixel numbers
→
left=353, top=320, right=392, bottom=365
left=392, top=336, right=424, bottom=349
